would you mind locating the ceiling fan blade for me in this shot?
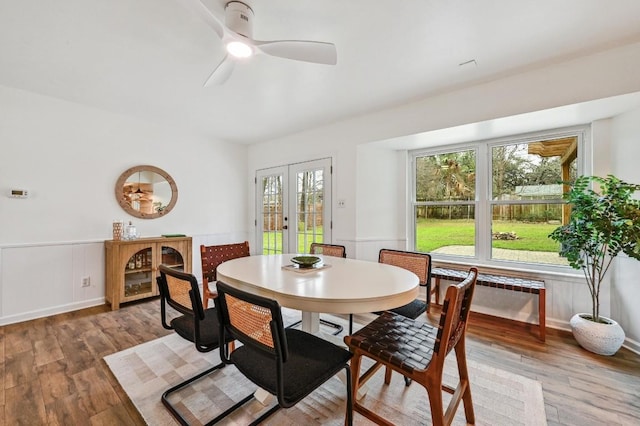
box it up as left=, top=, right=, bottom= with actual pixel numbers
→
left=255, top=40, right=337, bottom=65
left=178, top=0, right=225, bottom=39
left=204, top=54, right=235, bottom=86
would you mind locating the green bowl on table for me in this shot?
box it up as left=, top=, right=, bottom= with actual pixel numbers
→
left=290, top=255, right=321, bottom=268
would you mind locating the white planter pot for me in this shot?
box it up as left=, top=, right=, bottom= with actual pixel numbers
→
left=569, top=313, right=625, bottom=356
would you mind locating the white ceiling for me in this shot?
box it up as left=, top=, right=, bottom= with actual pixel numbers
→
left=2, top=0, right=640, bottom=144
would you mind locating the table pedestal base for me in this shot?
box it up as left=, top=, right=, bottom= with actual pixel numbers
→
left=301, top=312, right=320, bottom=334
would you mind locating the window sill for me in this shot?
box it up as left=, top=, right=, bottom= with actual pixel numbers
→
left=431, top=255, right=583, bottom=282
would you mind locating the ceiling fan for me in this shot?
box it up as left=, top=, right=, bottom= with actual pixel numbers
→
left=182, top=0, right=337, bottom=86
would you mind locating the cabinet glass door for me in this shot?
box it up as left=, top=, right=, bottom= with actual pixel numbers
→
left=161, top=246, right=185, bottom=271
left=123, top=248, right=153, bottom=297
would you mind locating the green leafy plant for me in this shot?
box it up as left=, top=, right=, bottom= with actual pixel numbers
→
left=549, top=175, right=640, bottom=323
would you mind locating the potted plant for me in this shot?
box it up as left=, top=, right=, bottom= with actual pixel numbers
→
left=549, top=175, right=640, bottom=355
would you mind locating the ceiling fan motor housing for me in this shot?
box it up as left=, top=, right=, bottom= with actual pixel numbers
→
left=225, top=1, right=254, bottom=38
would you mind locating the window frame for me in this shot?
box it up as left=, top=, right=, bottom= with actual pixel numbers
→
left=409, top=125, right=590, bottom=272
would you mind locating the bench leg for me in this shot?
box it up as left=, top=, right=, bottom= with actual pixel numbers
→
left=428, top=277, right=441, bottom=313
left=539, top=288, right=546, bottom=342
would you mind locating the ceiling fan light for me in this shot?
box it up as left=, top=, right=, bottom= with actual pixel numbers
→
left=227, top=41, right=253, bottom=58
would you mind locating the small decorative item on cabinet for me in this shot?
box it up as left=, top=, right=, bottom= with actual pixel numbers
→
left=123, top=221, right=138, bottom=240
left=112, top=220, right=123, bottom=240
left=104, top=236, right=192, bottom=310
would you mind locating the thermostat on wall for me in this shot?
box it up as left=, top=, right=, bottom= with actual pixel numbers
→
left=8, top=189, right=29, bottom=198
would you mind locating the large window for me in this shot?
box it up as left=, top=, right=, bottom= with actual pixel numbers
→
left=411, top=129, right=586, bottom=268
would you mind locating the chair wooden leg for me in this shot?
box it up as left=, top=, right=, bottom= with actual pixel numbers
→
left=382, top=367, right=411, bottom=386
left=349, top=350, right=363, bottom=405
left=349, top=352, right=404, bottom=426
left=202, top=286, right=212, bottom=309
left=429, top=277, right=441, bottom=312
left=203, top=285, right=217, bottom=309
left=454, top=345, right=475, bottom=424
left=425, top=378, right=446, bottom=426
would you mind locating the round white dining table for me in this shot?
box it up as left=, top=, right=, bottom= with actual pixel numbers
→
left=216, top=253, right=419, bottom=334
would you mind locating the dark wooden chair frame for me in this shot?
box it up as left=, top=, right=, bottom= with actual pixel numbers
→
left=200, top=241, right=250, bottom=308
left=345, top=267, right=478, bottom=426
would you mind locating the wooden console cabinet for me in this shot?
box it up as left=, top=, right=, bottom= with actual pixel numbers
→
left=105, top=236, right=192, bottom=310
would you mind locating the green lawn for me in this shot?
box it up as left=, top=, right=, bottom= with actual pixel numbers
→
left=262, top=227, right=323, bottom=253
left=416, top=218, right=560, bottom=253
left=416, top=219, right=475, bottom=253
left=264, top=220, right=559, bottom=254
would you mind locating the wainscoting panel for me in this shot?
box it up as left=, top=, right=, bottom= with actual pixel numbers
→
left=0, top=241, right=107, bottom=325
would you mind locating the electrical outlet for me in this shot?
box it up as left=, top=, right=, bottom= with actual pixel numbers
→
left=81, top=276, right=91, bottom=287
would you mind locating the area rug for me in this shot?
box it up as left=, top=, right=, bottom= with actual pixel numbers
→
left=104, top=316, right=547, bottom=425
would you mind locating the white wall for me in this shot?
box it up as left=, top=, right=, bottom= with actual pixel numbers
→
left=354, top=144, right=407, bottom=260
left=0, top=85, right=248, bottom=324
left=610, top=107, right=640, bottom=348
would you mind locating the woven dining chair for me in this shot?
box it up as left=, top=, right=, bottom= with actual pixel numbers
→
left=200, top=241, right=250, bottom=308
left=310, top=242, right=346, bottom=258
left=345, top=267, right=478, bottom=426
left=215, top=280, right=354, bottom=425
left=378, top=248, right=433, bottom=317
left=287, top=242, right=349, bottom=335
left=157, top=264, right=252, bottom=425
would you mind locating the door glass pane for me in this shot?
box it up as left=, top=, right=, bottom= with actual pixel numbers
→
left=257, top=159, right=331, bottom=255
left=262, top=175, right=284, bottom=254
left=296, top=169, right=324, bottom=253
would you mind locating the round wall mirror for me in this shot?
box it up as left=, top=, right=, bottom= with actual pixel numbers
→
left=115, top=165, right=178, bottom=219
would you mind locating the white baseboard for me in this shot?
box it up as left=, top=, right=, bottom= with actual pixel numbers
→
left=546, top=317, right=572, bottom=332
left=0, top=297, right=105, bottom=326
left=622, top=337, right=640, bottom=355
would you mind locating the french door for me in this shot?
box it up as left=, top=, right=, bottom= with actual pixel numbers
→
left=256, top=159, right=332, bottom=254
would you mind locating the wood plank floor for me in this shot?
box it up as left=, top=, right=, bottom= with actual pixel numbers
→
left=1, top=299, right=638, bottom=425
